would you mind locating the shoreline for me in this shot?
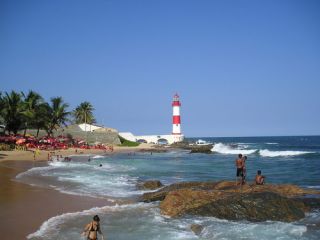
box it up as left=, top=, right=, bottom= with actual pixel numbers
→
left=0, top=144, right=154, bottom=239
left=0, top=143, right=155, bottom=162
left=0, top=160, right=113, bottom=239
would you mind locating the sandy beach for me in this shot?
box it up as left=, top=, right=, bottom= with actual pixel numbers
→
left=0, top=144, right=153, bottom=239
left=0, top=143, right=154, bottom=162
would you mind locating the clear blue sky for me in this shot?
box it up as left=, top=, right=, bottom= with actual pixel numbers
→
left=1, top=0, right=319, bottom=137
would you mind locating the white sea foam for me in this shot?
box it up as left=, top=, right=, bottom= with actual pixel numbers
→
left=16, top=165, right=57, bottom=179
left=92, top=155, right=105, bottom=159
left=16, top=160, right=140, bottom=198
left=27, top=203, right=147, bottom=239
left=265, top=142, right=279, bottom=145
left=202, top=219, right=307, bottom=239
left=211, top=143, right=257, bottom=155
left=304, top=186, right=320, bottom=189
left=259, top=149, right=314, bottom=157
left=27, top=202, right=198, bottom=240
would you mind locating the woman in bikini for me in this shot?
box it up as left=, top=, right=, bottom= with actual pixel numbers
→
left=82, top=215, right=105, bottom=240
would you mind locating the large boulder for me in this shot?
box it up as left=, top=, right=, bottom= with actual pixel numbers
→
left=140, top=180, right=320, bottom=222
left=189, top=145, right=213, bottom=154
left=160, top=190, right=306, bottom=222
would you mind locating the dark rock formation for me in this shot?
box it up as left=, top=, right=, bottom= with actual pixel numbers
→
left=189, top=145, right=213, bottom=154
left=139, top=181, right=320, bottom=222
left=137, top=180, right=163, bottom=190
left=170, top=142, right=214, bottom=152
left=295, top=197, right=320, bottom=210
left=190, top=224, right=204, bottom=235
left=190, top=144, right=213, bottom=154
left=161, top=190, right=305, bottom=222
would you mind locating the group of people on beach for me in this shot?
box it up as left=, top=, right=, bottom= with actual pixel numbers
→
left=235, top=154, right=265, bottom=185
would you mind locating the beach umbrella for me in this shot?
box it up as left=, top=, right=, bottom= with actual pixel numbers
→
left=16, top=138, right=26, bottom=144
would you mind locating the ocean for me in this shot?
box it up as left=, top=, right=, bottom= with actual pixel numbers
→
left=16, top=136, right=320, bottom=240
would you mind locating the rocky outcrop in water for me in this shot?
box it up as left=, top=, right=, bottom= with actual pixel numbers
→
left=137, top=180, right=163, bottom=190
left=170, top=142, right=213, bottom=154
left=190, top=224, right=204, bottom=235
left=189, top=145, right=213, bottom=154
left=139, top=180, right=320, bottom=222
left=160, top=190, right=305, bottom=221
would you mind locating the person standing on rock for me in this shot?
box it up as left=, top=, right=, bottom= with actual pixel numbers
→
left=242, top=156, right=247, bottom=184
left=235, top=154, right=244, bottom=185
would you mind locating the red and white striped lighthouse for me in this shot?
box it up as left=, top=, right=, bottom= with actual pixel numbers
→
left=172, top=93, right=182, bottom=135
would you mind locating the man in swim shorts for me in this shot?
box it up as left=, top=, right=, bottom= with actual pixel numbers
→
left=235, top=154, right=244, bottom=185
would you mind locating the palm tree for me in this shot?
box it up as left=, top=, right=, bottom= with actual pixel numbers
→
left=21, top=90, right=44, bottom=136
left=34, top=102, right=50, bottom=137
left=73, top=101, right=96, bottom=124
left=0, top=91, right=24, bottom=134
left=45, top=97, right=70, bottom=136
left=0, top=92, right=4, bottom=124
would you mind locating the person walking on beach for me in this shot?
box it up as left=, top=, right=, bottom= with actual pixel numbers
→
left=82, top=215, right=105, bottom=240
left=235, top=154, right=244, bottom=185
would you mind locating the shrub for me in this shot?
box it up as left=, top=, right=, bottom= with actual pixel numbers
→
left=118, top=136, right=140, bottom=147
left=0, top=143, right=15, bottom=151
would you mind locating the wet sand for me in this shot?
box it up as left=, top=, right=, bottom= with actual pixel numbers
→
left=0, top=145, right=154, bottom=239
left=0, top=160, right=110, bottom=239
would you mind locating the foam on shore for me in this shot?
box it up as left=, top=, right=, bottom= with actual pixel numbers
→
left=27, top=203, right=310, bottom=240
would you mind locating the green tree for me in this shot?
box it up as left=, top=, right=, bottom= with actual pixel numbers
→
left=73, top=101, right=96, bottom=124
left=45, top=97, right=70, bottom=136
left=21, top=90, right=45, bottom=136
left=0, top=92, right=4, bottom=124
left=34, top=102, right=50, bottom=137
left=0, top=91, right=24, bottom=134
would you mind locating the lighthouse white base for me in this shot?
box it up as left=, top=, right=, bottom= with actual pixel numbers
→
left=119, top=132, right=184, bottom=145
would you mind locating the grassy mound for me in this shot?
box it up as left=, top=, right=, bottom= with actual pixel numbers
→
left=118, top=136, right=140, bottom=147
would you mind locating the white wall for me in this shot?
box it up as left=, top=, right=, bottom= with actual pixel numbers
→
left=134, top=134, right=184, bottom=144
left=78, top=123, right=102, bottom=132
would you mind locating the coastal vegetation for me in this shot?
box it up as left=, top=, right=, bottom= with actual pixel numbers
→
left=118, top=135, right=140, bottom=147
left=0, top=90, right=96, bottom=137
left=73, top=101, right=96, bottom=124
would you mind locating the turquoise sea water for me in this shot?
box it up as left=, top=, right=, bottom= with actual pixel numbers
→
left=17, top=136, right=320, bottom=240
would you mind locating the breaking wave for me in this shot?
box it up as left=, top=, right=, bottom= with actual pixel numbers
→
left=92, top=155, right=105, bottom=159
left=27, top=203, right=147, bottom=239
left=211, top=143, right=315, bottom=157
left=211, top=143, right=257, bottom=155
left=259, top=149, right=315, bottom=157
